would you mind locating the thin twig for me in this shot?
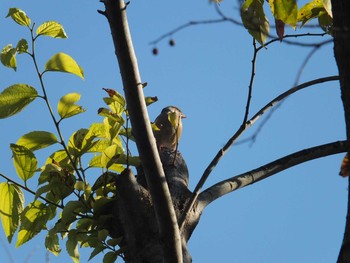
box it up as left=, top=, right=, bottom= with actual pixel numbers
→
left=178, top=75, right=340, bottom=230
left=0, top=172, right=64, bottom=209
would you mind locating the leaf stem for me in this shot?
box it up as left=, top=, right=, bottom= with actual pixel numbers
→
left=28, top=25, right=84, bottom=182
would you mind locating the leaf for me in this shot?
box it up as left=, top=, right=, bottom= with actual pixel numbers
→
left=145, top=96, right=158, bottom=106
left=45, top=53, right=84, bottom=79
left=339, top=153, right=349, bottom=177
left=241, top=0, right=270, bottom=45
left=1, top=44, right=17, bottom=70
left=101, top=145, right=124, bottom=169
left=89, top=245, right=106, bottom=261
left=322, top=0, right=332, bottom=17
left=269, top=0, right=298, bottom=28
left=45, top=230, right=61, bottom=256
left=16, top=131, right=58, bottom=151
left=67, top=230, right=80, bottom=263
left=36, top=21, right=68, bottom=38
left=89, top=155, right=124, bottom=172
left=6, top=8, right=31, bottom=27
left=10, top=144, right=38, bottom=182
left=16, top=39, right=28, bottom=54
left=58, top=93, right=85, bottom=120
left=318, top=11, right=333, bottom=35
left=275, top=19, right=285, bottom=41
left=0, top=84, right=38, bottom=119
left=0, top=183, right=24, bottom=243
left=297, top=0, right=324, bottom=27
left=16, top=200, right=50, bottom=247
left=103, top=251, right=118, bottom=263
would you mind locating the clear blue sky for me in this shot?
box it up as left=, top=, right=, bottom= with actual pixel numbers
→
left=0, top=1, right=346, bottom=262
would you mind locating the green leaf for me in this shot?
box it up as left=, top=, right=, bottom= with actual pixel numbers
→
left=1, top=44, right=17, bottom=70
left=36, top=21, right=68, bottom=38
left=16, top=39, right=28, bottom=54
left=67, top=230, right=80, bottom=263
left=16, top=131, right=58, bottom=151
left=269, top=0, right=298, bottom=28
left=16, top=200, right=50, bottom=247
left=297, top=0, right=324, bottom=27
left=103, top=251, right=118, bottom=263
left=101, top=144, right=124, bottom=169
left=6, top=8, right=31, bottom=27
left=318, top=11, right=333, bottom=35
left=45, top=230, right=61, bottom=256
left=89, top=245, right=106, bottom=261
left=89, top=155, right=124, bottom=172
left=45, top=53, right=84, bottom=79
left=145, top=96, right=158, bottom=106
left=10, top=144, right=38, bottom=182
left=58, top=93, right=85, bottom=120
left=0, top=183, right=24, bottom=243
left=0, top=84, right=38, bottom=119
left=241, top=0, right=270, bottom=45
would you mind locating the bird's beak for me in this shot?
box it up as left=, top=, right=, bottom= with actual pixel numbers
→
left=181, top=114, right=186, bottom=119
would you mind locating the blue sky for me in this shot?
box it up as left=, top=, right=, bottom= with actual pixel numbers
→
left=0, top=0, right=346, bottom=262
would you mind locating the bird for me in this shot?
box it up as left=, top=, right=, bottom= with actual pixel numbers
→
left=153, top=106, right=186, bottom=151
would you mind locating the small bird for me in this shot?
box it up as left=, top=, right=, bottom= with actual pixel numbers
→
left=153, top=106, right=186, bottom=151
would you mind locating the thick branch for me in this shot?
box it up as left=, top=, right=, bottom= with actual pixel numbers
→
left=331, top=1, right=350, bottom=262
left=103, top=1, right=182, bottom=262
left=197, top=140, right=347, bottom=211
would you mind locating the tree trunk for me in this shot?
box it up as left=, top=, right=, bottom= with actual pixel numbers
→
left=331, top=1, right=350, bottom=262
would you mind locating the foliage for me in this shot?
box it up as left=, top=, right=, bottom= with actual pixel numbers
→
left=0, top=8, right=146, bottom=262
left=240, top=0, right=333, bottom=44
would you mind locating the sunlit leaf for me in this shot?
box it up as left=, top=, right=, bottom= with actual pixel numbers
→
left=101, top=145, right=124, bottom=169
left=17, top=131, right=58, bottom=151
left=58, top=93, right=85, bottom=120
left=89, top=155, right=124, bottom=172
left=269, top=0, right=298, bottom=28
left=16, top=39, right=28, bottom=54
left=16, top=200, right=50, bottom=247
left=36, top=21, right=68, bottom=38
left=45, top=53, right=84, bottom=79
left=0, top=183, right=24, bottom=243
left=1, top=44, right=17, bottom=70
left=6, top=8, right=31, bottom=27
left=10, top=144, right=38, bottom=182
left=145, top=96, right=158, bottom=106
left=241, top=0, right=270, bottom=45
left=297, top=0, right=324, bottom=27
left=0, top=84, right=38, bottom=119
left=322, top=0, right=332, bottom=17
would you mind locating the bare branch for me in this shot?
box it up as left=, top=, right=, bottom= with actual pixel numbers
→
left=103, top=0, right=182, bottom=261
left=179, top=75, right=339, bottom=230
left=197, top=140, right=347, bottom=211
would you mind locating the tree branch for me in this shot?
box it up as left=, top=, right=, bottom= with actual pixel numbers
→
left=197, top=140, right=347, bottom=211
left=102, top=1, right=182, bottom=262
left=178, top=75, right=339, bottom=230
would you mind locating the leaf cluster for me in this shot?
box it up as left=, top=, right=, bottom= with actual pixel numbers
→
left=0, top=8, right=157, bottom=263
left=240, top=0, right=333, bottom=44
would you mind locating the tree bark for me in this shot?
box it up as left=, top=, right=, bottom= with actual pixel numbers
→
left=331, top=1, right=350, bottom=262
left=102, top=0, right=182, bottom=262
